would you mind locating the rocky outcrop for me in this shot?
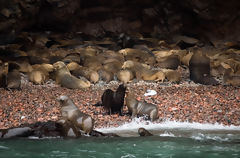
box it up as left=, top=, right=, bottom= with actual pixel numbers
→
left=0, top=121, right=119, bottom=139
left=0, top=0, right=239, bottom=44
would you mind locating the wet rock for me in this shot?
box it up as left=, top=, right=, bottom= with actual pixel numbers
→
left=1, top=127, right=33, bottom=138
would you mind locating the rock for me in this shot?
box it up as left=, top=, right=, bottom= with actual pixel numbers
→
left=2, top=127, right=33, bottom=138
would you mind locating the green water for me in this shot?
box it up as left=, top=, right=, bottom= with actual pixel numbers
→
left=0, top=136, right=239, bottom=158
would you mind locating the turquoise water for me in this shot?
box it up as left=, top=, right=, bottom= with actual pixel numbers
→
left=0, top=136, right=240, bottom=158
left=1, top=120, right=240, bottom=158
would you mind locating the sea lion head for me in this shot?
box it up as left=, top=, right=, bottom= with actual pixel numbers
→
left=57, top=95, right=73, bottom=107
left=53, top=61, right=66, bottom=70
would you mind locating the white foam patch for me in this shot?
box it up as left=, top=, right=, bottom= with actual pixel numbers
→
left=190, top=133, right=231, bottom=142
left=96, top=118, right=240, bottom=133
left=159, top=131, right=176, bottom=137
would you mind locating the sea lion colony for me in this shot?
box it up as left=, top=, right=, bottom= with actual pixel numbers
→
left=1, top=32, right=240, bottom=89
left=0, top=33, right=240, bottom=138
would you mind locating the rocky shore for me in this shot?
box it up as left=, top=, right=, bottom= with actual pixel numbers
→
left=0, top=73, right=239, bottom=132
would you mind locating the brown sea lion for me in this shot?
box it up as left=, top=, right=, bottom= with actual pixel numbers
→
left=122, top=60, right=165, bottom=82
left=98, top=69, right=114, bottom=83
left=119, top=48, right=156, bottom=66
left=162, top=69, right=181, bottom=83
left=138, top=128, right=153, bottom=136
left=53, top=61, right=90, bottom=89
left=101, top=84, right=126, bottom=115
left=63, top=53, right=81, bottom=64
left=103, top=61, right=123, bottom=74
left=117, top=69, right=134, bottom=83
left=155, top=55, right=180, bottom=70
left=126, top=94, right=159, bottom=121
left=189, top=50, right=218, bottom=85
left=223, top=68, right=240, bottom=86
left=82, top=56, right=102, bottom=71
left=29, top=64, right=53, bottom=84
left=67, top=62, right=99, bottom=83
left=57, top=95, right=94, bottom=134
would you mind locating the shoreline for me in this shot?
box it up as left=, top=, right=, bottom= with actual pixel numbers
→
left=0, top=78, right=239, bottom=130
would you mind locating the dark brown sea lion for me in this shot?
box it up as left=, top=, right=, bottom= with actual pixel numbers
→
left=57, top=95, right=94, bottom=135
left=53, top=61, right=90, bottom=89
left=138, top=127, right=153, bottom=136
left=126, top=94, right=159, bottom=121
left=6, top=63, right=21, bottom=90
left=101, top=84, right=126, bottom=115
left=0, top=62, right=8, bottom=88
left=189, top=50, right=218, bottom=85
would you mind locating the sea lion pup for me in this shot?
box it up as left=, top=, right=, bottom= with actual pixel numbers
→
left=57, top=95, right=94, bottom=135
left=122, top=60, right=165, bottom=82
left=101, top=84, right=126, bottom=115
left=6, top=63, right=21, bottom=90
left=29, top=64, right=54, bottom=84
left=138, top=128, right=153, bottom=136
left=126, top=94, right=159, bottom=121
left=189, top=50, right=218, bottom=85
left=53, top=61, right=90, bottom=89
left=117, top=69, right=134, bottom=83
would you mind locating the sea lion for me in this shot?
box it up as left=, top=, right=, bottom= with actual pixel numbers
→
left=126, top=94, right=159, bottom=121
left=53, top=61, right=91, bottom=89
left=162, top=69, right=181, bottom=83
left=63, top=53, right=81, bottom=64
left=189, top=50, right=218, bottom=85
left=57, top=95, right=94, bottom=134
left=136, top=70, right=165, bottom=82
left=223, top=68, right=240, bottom=86
left=6, top=63, right=21, bottom=90
left=82, top=56, right=102, bottom=71
left=122, top=60, right=165, bottom=82
left=117, top=69, right=134, bottom=83
left=98, top=69, right=114, bottom=83
left=0, top=62, right=8, bottom=88
left=103, top=61, right=123, bottom=74
left=138, top=128, right=153, bottom=136
left=67, top=62, right=99, bottom=83
left=119, top=48, right=156, bottom=66
left=29, top=64, right=54, bottom=84
left=101, top=84, right=126, bottom=115
left=155, top=55, right=180, bottom=70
